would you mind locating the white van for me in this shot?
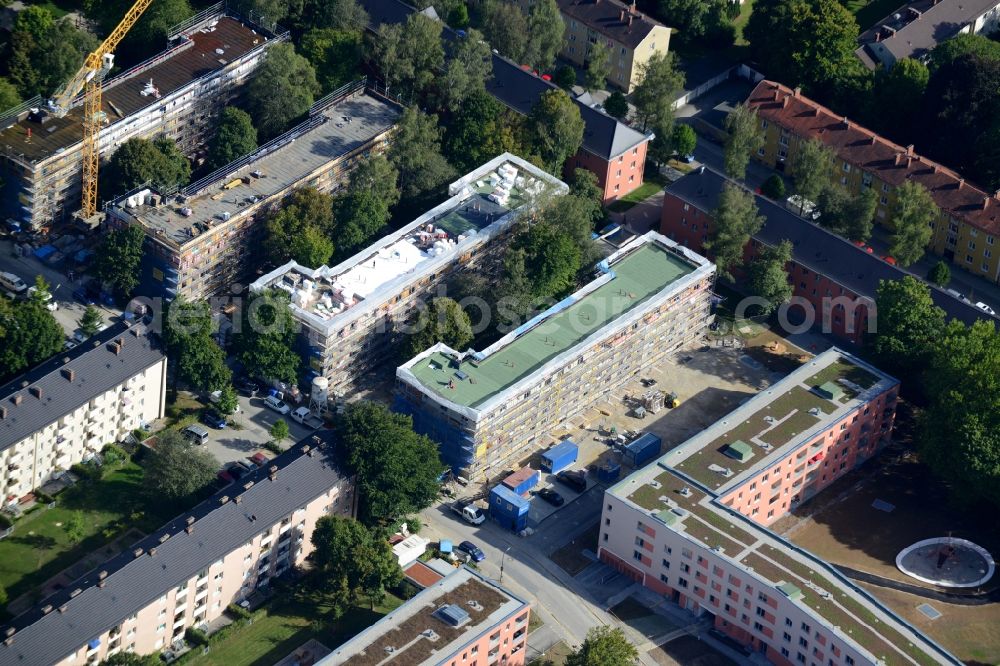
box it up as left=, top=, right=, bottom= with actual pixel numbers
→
left=0, top=272, right=27, bottom=296
left=183, top=424, right=210, bottom=445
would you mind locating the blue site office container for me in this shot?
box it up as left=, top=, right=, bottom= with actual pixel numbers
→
left=541, top=440, right=579, bottom=474
left=490, top=485, right=531, bottom=532
left=623, top=433, right=662, bottom=468
left=597, top=461, right=621, bottom=483
left=502, top=467, right=540, bottom=496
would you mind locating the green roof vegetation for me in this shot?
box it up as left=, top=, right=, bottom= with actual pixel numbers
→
left=408, top=242, right=696, bottom=408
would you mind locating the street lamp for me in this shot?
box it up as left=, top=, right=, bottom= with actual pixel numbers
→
left=499, top=546, right=512, bottom=585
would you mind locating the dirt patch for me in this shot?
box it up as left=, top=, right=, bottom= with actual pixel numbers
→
left=549, top=524, right=599, bottom=576
left=649, top=636, right=739, bottom=666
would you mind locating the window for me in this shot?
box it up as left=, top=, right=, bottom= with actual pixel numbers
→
left=754, top=621, right=764, bottom=631
left=842, top=162, right=851, bottom=172
left=882, top=183, right=890, bottom=193
left=762, top=120, right=768, bottom=129
left=783, top=632, right=792, bottom=642
left=662, top=559, right=671, bottom=568
left=756, top=606, right=766, bottom=618
left=677, top=577, right=688, bottom=588
left=633, top=551, right=643, bottom=562
left=757, top=147, right=765, bottom=156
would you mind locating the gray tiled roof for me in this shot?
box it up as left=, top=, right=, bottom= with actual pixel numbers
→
left=0, top=321, right=166, bottom=452
left=358, top=0, right=651, bottom=160
left=664, top=166, right=991, bottom=327
left=0, top=431, right=349, bottom=666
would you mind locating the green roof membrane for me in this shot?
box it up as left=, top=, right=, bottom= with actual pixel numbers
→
left=410, top=243, right=696, bottom=408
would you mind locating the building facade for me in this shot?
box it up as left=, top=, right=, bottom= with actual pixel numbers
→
left=395, top=231, right=715, bottom=480
left=659, top=166, right=990, bottom=344
left=250, top=154, right=567, bottom=394
left=0, top=433, right=354, bottom=666
left=747, top=80, right=1000, bottom=284
left=599, top=350, right=960, bottom=665
left=318, top=566, right=531, bottom=666
left=106, top=83, right=400, bottom=301
left=0, top=322, right=166, bottom=503
left=0, top=11, right=280, bottom=229
left=556, top=0, right=671, bottom=92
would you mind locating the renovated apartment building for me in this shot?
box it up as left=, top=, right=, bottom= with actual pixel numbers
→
left=0, top=321, right=166, bottom=504
left=600, top=350, right=961, bottom=665
left=318, top=567, right=531, bottom=666
left=0, top=10, right=280, bottom=229
left=106, top=82, right=400, bottom=301
left=0, top=432, right=354, bottom=666
left=660, top=166, right=990, bottom=343
left=556, top=0, right=671, bottom=92
left=395, top=231, right=715, bottom=480
left=250, top=154, right=567, bottom=394
left=359, top=0, right=653, bottom=203
left=747, top=79, right=1000, bottom=283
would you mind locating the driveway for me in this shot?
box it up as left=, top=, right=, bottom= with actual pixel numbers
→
left=200, top=394, right=321, bottom=466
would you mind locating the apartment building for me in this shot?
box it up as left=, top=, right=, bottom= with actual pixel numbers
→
left=358, top=0, right=653, bottom=203
left=0, top=431, right=354, bottom=666
left=318, top=566, right=531, bottom=666
left=856, top=0, right=1000, bottom=69
left=660, top=166, right=990, bottom=343
left=105, top=82, right=400, bottom=301
left=0, top=321, right=166, bottom=503
left=747, top=79, right=1000, bottom=283
left=250, top=154, right=567, bottom=394
left=395, top=231, right=715, bottom=480
left=599, top=350, right=961, bottom=665
left=0, top=10, right=280, bottom=229
left=556, top=0, right=671, bottom=92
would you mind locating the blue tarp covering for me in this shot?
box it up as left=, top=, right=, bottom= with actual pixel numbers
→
left=33, top=244, right=57, bottom=260
left=88, top=639, right=100, bottom=650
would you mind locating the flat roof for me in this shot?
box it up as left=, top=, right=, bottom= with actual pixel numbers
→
left=251, top=154, right=566, bottom=335
left=0, top=16, right=270, bottom=165
left=402, top=235, right=704, bottom=410
left=318, top=567, right=528, bottom=666
left=663, top=350, right=894, bottom=492
left=111, top=92, right=399, bottom=247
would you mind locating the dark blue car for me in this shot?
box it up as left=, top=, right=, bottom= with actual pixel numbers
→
left=458, top=540, right=486, bottom=562
left=201, top=410, right=227, bottom=429
left=72, top=288, right=96, bottom=305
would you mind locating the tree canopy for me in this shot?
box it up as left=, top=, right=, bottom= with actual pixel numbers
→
left=604, top=91, right=628, bottom=119
left=437, top=29, right=493, bottom=113
left=707, top=183, right=764, bottom=279
left=206, top=107, right=258, bottom=172
left=234, top=289, right=301, bottom=383
left=527, top=89, right=585, bottom=174
left=246, top=42, right=320, bottom=140
left=91, top=224, right=146, bottom=298
left=164, top=298, right=231, bottom=392
left=723, top=104, right=764, bottom=180
left=478, top=0, right=530, bottom=63
left=888, top=181, right=936, bottom=267
left=264, top=187, right=335, bottom=267
left=333, top=154, right=400, bottom=256
left=816, top=185, right=876, bottom=243
left=301, top=28, right=363, bottom=93
left=338, top=401, right=445, bottom=525
left=928, top=260, right=951, bottom=287
left=309, top=516, right=402, bottom=605
left=747, top=240, right=793, bottom=315
left=368, top=13, right=444, bottom=102
left=0, top=296, right=63, bottom=382
left=388, top=108, right=456, bottom=200
left=444, top=89, right=524, bottom=172
left=8, top=11, right=99, bottom=99
left=145, top=429, right=218, bottom=499
left=585, top=43, right=611, bottom=92
left=631, top=52, right=685, bottom=134
left=403, top=297, right=474, bottom=359
left=103, top=137, right=191, bottom=200
left=524, top=0, right=565, bottom=70
left=869, top=276, right=945, bottom=385
left=565, top=627, right=639, bottom=666
left=79, top=305, right=104, bottom=337
left=789, top=138, right=835, bottom=209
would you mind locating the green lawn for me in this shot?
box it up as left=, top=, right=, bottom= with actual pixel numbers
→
left=847, top=0, right=905, bottom=29
left=0, top=462, right=194, bottom=609
left=24, top=0, right=72, bottom=19
left=733, top=0, right=755, bottom=45
left=607, top=175, right=668, bottom=213
left=186, top=591, right=405, bottom=666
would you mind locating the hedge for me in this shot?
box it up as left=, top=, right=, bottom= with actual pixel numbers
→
left=70, top=462, right=103, bottom=482
left=185, top=627, right=208, bottom=646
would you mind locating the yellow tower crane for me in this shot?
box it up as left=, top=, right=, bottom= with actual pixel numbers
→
left=47, top=0, right=156, bottom=219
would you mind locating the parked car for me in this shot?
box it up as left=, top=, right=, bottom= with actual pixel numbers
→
left=458, top=540, right=486, bottom=562
left=556, top=470, right=587, bottom=493
left=975, top=301, right=997, bottom=316
left=200, top=409, right=227, bottom=429
left=226, top=461, right=253, bottom=480
left=248, top=452, right=269, bottom=467
left=536, top=488, right=564, bottom=506
left=235, top=378, right=260, bottom=397
left=0, top=271, right=27, bottom=297
left=26, top=286, right=57, bottom=310
left=263, top=395, right=291, bottom=414
left=183, top=424, right=210, bottom=445
left=450, top=501, right=486, bottom=525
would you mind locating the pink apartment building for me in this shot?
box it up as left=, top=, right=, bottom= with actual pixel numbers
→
left=0, top=432, right=354, bottom=666
left=598, top=349, right=960, bottom=665
left=319, top=566, right=531, bottom=666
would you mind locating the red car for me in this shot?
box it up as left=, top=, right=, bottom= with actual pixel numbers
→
left=249, top=452, right=269, bottom=467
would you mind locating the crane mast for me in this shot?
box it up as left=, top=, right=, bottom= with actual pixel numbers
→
left=47, top=0, right=156, bottom=218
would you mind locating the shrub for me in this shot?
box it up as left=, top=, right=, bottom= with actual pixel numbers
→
left=185, top=626, right=209, bottom=646
left=261, top=440, right=283, bottom=455
left=101, top=443, right=128, bottom=468
left=553, top=65, right=576, bottom=90
left=70, top=461, right=103, bottom=482
left=0, top=513, right=12, bottom=529
left=227, top=603, right=252, bottom=620
left=761, top=174, right=786, bottom=200
left=928, top=260, right=951, bottom=287
left=33, top=490, right=53, bottom=504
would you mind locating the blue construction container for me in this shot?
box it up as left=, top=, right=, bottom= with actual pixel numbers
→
left=541, top=440, right=579, bottom=474
left=623, top=433, right=662, bottom=468
left=502, top=467, right=539, bottom=496
left=490, top=485, right=531, bottom=532
left=597, top=461, right=621, bottom=483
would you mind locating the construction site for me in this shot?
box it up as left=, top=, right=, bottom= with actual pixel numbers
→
left=395, top=231, right=717, bottom=481
left=250, top=154, right=567, bottom=393
left=106, top=80, right=401, bottom=301
left=0, top=5, right=282, bottom=230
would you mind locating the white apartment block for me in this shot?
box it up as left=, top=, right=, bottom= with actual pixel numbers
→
left=0, top=433, right=354, bottom=666
left=0, top=322, right=166, bottom=503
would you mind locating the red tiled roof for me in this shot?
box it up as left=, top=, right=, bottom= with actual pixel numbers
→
left=746, top=80, right=1000, bottom=236
left=404, top=561, right=445, bottom=588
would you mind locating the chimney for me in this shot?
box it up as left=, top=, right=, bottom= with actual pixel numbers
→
left=793, top=87, right=801, bottom=98
left=628, top=14, right=633, bottom=26
left=906, top=144, right=914, bottom=156
left=10, top=395, right=21, bottom=406
left=61, top=368, right=75, bottom=382
left=773, top=90, right=780, bottom=101
left=0, top=407, right=6, bottom=420
left=984, top=197, right=991, bottom=210
left=842, top=116, right=851, bottom=129
left=994, top=189, right=1000, bottom=198
left=29, top=386, right=41, bottom=400
left=619, top=8, right=625, bottom=20
left=959, top=178, right=965, bottom=190
left=932, top=165, right=938, bottom=174
left=870, top=135, right=877, bottom=145
left=782, top=96, right=790, bottom=108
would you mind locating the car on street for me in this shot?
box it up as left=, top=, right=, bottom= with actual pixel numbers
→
left=457, top=540, right=486, bottom=562
left=200, top=409, right=227, bottom=429
left=235, top=378, right=260, bottom=397
left=248, top=452, right=269, bottom=467
left=263, top=395, right=291, bottom=414
left=536, top=487, right=564, bottom=506
left=975, top=301, right=997, bottom=316
left=556, top=470, right=588, bottom=493
left=0, top=272, right=27, bottom=297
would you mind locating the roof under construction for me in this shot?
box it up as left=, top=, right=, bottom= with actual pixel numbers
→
left=0, top=15, right=271, bottom=165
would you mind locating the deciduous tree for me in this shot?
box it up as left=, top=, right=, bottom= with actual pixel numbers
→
left=314, top=0, right=369, bottom=31
left=604, top=91, right=628, bottom=119
left=632, top=52, right=684, bottom=133
left=565, top=627, right=639, bottom=666
left=309, top=516, right=402, bottom=606
left=707, top=183, right=764, bottom=279
left=91, top=225, right=146, bottom=298
left=301, top=28, right=363, bottom=93
left=145, top=429, right=218, bottom=499
left=388, top=108, right=455, bottom=200
left=438, top=29, right=492, bottom=112
left=0, top=297, right=63, bottom=380
left=671, top=124, right=697, bottom=157
left=264, top=188, right=335, bottom=264
left=869, top=58, right=928, bottom=141
left=527, top=89, right=584, bottom=174
left=524, top=0, right=564, bottom=70
left=817, top=184, right=876, bottom=242
left=367, top=13, right=444, bottom=102
left=584, top=43, right=611, bottom=91
left=761, top=174, right=786, bottom=200
left=888, top=181, right=936, bottom=267
left=789, top=138, right=835, bottom=212
left=479, top=0, right=529, bottom=63
left=723, top=103, right=763, bottom=180
left=234, top=289, right=301, bottom=383
left=747, top=240, right=793, bottom=314
left=928, top=260, right=951, bottom=287
left=403, top=297, right=473, bottom=358
left=246, top=42, right=319, bottom=140
left=164, top=298, right=231, bottom=392
left=103, top=137, right=191, bottom=198
left=0, top=78, right=20, bottom=112
left=870, top=276, right=945, bottom=383
left=206, top=107, right=258, bottom=172
left=270, top=419, right=290, bottom=442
